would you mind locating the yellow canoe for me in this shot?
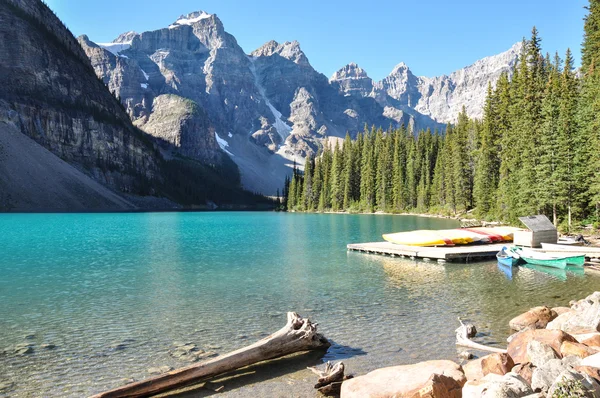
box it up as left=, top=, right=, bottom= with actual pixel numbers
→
left=383, top=230, right=454, bottom=247
left=436, top=229, right=474, bottom=245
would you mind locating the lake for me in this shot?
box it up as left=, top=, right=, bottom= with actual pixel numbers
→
left=1, top=212, right=599, bottom=397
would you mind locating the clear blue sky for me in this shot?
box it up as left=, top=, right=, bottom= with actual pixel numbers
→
left=45, top=0, right=588, bottom=81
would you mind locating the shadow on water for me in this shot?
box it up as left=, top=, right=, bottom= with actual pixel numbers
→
left=165, top=341, right=366, bottom=397
left=166, top=350, right=325, bottom=397
left=322, top=340, right=367, bottom=361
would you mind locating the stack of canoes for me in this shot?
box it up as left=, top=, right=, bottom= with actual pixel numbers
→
left=497, top=246, right=586, bottom=269
left=382, top=227, right=522, bottom=247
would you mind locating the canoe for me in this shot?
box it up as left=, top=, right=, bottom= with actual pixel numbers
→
left=513, top=247, right=569, bottom=269
left=457, top=229, right=492, bottom=244
left=470, top=227, right=520, bottom=242
left=436, top=229, right=474, bottom=245
left=464, top=228, right=504, bottom=242
left=496, top=247, right=519, bottom=267
left=383, top=230, right=454, bottom=247
left=517, top=247, right=585, bottom=267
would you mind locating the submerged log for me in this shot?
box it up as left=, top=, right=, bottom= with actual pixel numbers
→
left=456, top=318, right=507, bottom=354
left=91, top=312, right=330, bottom=398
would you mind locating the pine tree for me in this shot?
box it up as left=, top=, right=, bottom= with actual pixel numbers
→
left=537, top=53, right=562, bottom=224
left=360, top=128, right=375, bottom=211
left=302, top=155, right=314, bottom=211
left=330, top=141, right=344, bottom=211
left=473, top=83, right=500, bottom=218
left=392, top=125, right=407, bottom=211
left=342, top=133, right=354, bottom=209
left=556, top=49, right=579, bottom=228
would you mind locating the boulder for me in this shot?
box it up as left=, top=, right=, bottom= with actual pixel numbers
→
left=512, top=363, right=535, bottom=385
left=575, top=366, right=600, bottom=383
left=561, top=341, right=599, bottom=358
left=527, top=340, right=560, bottom=367
left=509, top=306, right=557, bottom=331
left=462, top=372, right=533, bottom=398
left=583, top=334, right=600, bottom=348
left=553, top=307, right=574, bottom=316
left=463, top=353, right=514, bottom=381
left=531, top=358, right=568, bottom=393
left=546, top=311, right=575, bottom=330
left=561, top=292, right=600, bottom=333
left=507, top=329, right=576, bottom=364
left=546, top=369, right=600, bottom=398
left=582, top=352, right=600, bottom=368
left=340, top=360, right=466, bottom=398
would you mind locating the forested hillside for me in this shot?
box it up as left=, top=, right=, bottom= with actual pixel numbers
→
left=282, top=2, right=600, bottom=230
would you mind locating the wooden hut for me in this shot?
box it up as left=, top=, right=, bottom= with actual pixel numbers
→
left=513, top=215, right=558, bottom=248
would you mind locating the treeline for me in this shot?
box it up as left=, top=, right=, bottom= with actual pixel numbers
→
left=282, top=5, right=600, bottom=230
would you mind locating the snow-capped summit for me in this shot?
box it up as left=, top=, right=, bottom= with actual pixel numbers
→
left=113, top=31, right=137, bottom=43
left=169, top=11, right=213, bottom=28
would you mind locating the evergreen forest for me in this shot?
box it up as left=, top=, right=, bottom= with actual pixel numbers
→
left=281, top=1, right=600, bottom=230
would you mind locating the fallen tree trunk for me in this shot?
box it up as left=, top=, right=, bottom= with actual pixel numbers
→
left=455, top=319, right=507, bottom=354
left=91, top=312, right=330, bottom=398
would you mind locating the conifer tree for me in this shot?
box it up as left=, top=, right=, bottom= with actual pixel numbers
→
left=330, top=141, right=344, bottom=211
left=342, top=133, right=354, bottom=209
left=473, top=83, right=500, bottom=218
left=302, top=155, right=314, bottom=211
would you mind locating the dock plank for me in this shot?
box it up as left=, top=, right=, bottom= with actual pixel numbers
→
left=347, top=242, right=506, bottom=262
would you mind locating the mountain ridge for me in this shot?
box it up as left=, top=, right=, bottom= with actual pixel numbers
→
left=82, top=10, right=521, bottom=194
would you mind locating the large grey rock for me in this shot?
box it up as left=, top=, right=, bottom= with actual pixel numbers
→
left=527, top=340, right=560, bottom=368
left=531, top=358, right=569, bottom=393
left=462, top=372, right=533, bottom=398
left=561, top=292, right=600, bottom=333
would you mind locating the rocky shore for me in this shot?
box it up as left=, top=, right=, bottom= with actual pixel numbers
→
left=341, top=291, right=600, bottom=397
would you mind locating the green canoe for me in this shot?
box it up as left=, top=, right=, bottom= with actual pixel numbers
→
left=512, top=247, right=577, bottom=269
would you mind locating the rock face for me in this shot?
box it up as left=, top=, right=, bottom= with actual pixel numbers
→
left=81, top=10, right=521, bottom=194
left=0, top=0, right=163, bottom=211
left=340, top=360, right=466, bottom=398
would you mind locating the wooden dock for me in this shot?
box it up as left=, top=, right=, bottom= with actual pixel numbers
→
left=347, top=242, right=507, bottom=263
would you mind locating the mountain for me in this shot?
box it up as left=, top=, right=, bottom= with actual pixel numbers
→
left=81, top=11, right=521, bottom=195
left=0, top=0, right=265, bottom=211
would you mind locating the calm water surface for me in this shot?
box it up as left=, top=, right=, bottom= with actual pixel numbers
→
left=1, top=212, right=600, bottom=397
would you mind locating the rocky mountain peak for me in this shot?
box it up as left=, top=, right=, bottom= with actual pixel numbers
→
left=250, top=40, right=281, bottom=57
left=251, top=40, right=310, bottom=66
left=169, top=11, right=214, bottom=28
left=390, top=62, right=411, bottom=75
left=113, top=31, right=137, bottom=43
left=330, top=62, right=369, bottom=81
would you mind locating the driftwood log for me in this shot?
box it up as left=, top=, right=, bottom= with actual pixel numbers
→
left=308, top=361, right=350, bottom=396
left=91, top=312, right=330, bottom=398
left=455, top=318, right=507, bottom=354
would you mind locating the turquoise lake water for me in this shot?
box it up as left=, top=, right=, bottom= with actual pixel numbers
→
left=1, top=212, right=600, bottom=397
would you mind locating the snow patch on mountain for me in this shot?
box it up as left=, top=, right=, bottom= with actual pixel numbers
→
left=97, top=42, right=131, bottom=55
left=215, top=132, right=234, bottom=156
left=247, top=56, right=292, bottom=142
left=169, top=11, right=212, bottom=28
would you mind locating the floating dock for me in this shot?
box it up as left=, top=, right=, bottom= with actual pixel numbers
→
left=347, top=242, right=507, bottom=263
